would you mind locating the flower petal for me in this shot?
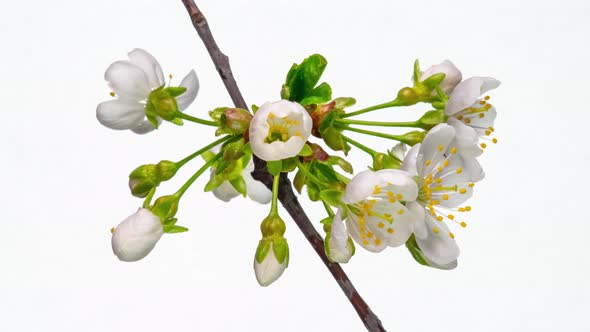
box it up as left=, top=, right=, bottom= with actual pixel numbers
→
left=96, top=99, right=145, bottom=130
left=243, top=163, right=272, bottom=204
left=417, top=124, right=455, bottom=176
left=254, top=243, right=287, bottom=286
left=130, top=119, right=157, bottom=134
left=461, top=155, right=485, bottom=182
left=415, top=213, right=460, bottom=265
left=331, top=209, right=349, bottom=253
left=212, top=180, right=241, bottom=202
left=448, top=117, right=482, bottom=158
left=375, top=169, right=419, bottom=202
left=176, top=70, right=199, bottom=111
left=402, top=144, right=420, bottom=175
left=390, top=143, right=408, bottom=161
left=127, top=48, right=165, bottom=89
left=104, top=60, right=151, bottom=100
left=342, top=170, right=381, bottom=204
left=345, top=212, right=387, bottom=253
left=111, top=208, right=164, bottom=262
left=420, top=60, right=462, bottom=94
left=407, top=202, right=427, bottom=239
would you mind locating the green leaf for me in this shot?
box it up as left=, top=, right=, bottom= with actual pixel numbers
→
left=163, top=224, right=189, bottom=234
left=298, top=144, right=313, bottom=157
left=319, top=189, right=343, bottom=207
left=285, top=54, right=328, bottom=102
left=293, top=169, right=305, bottom=194
left=300, top=82, right=332, bottom=105
left=333, top=97, right=356, bottom=109
left=313, top=162, right=339, bottom=183
left=406, top=235, right=429, bottom=266
left=266, top=160, right=282, bottom=176
left=230, top=176, right=247, bottom=197
left=281, top=157, right=297, bottom=173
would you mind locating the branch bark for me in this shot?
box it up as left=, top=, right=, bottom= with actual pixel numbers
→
left=180, top=1, right=386, bottom=331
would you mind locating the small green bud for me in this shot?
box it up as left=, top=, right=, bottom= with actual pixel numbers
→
left=151, top=195, right=179, bottom=221
left=418, top=109, right=446, bottom=130
left=396, top=87, right=420, bottom=106
left=156, top=160, right=179, bottom=181
left=372, top=152, right=401, bottom=170
left=128, top=164, right=158, bottom=198
left=260, top=214, right=286, bottom=237
left=400, top=130, right=426, bottom=146
left=220, top=108, right=252, bottom=135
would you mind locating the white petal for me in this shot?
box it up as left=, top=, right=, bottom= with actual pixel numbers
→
left=390, top=143, right=408, bottom=161
left=96, top=99, right=145, bottom=130
left=369, top=200, right=414, bottom=247
left=243, top=164, right=272, bottom=204
left=176, top=70, right=199, bottom=111
left=466, top=104, right=497, bottom=135
left=425, top=257, right=458, bottom=270
left=111, top=208, right=164, bottom=262
left=104, top=60, right=151, bottom=100
left=127, top=48, right=165, bottom=89
left=342, top=170, right=380, bottom=204
left=212, top=180, right=241, bottom=202
left=330, top=209, right=349, bottom=253
left=376, top=169, right=419, bottom=202
left=345, top=212, right=387, bottom=253
left=415, top=214, right=460, bottom=265
left=479, top=77, right=501, bottom=94
left=461, top=155, right=485, bottom=182
left=417, top=124, right=455, bottom=176
left=130, top=119, right=157, bottom=134
left=254, top=243, right=287, bottom=286
left=420, top=60, right=462, bottom=94
left=407, top=202, right=427, bottom=239
left=445, top=77, right=484, bottom=116
left=402, top=144, right=420, bottom=175
left=448, top=117, right=482, bottom=158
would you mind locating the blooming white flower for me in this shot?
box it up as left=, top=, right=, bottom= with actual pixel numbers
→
left=254, top=241, right=288, bottom=287
left=249, top=100, right=313, bottom=161
left=326, top=213, right=355, bottom=263
left=332, top=169, right=419, bottom=253
left=445, top=76, right=501, bottom=181
left=402, top=123, right=477, bottom=266
left=211, top=159, right=272, bottom=204
left=96, top=48, right=199, bottom=134
left=420, top=60, right=462, bottom=94
left=111, top=208, right=164, bottom=262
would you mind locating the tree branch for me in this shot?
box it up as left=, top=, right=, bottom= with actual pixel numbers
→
left=180, top=1, right=386, bottom=331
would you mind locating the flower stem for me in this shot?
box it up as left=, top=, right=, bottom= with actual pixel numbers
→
left=336, top=118, right=421, bottom=128
left=342, top=135, right=377, bottom=157
left=176, top=135, right=234, bottom=168
left=142, top=188, right=156, bottom=208
left=341, top=98, right=403, bottom=118
left=176, top=112, right=219, bottom=127
left=175, top=152, right=223, bottom=198
left=270, top=174, right=280, bottom=216
left=341, top=125, right=405, bottom=143
left=295, top=159, right=332, bottom=189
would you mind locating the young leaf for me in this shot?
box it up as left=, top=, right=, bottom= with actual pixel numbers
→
left=285, top=54, right=328, bottom=102
left=320, top=189, right=343, bottom=207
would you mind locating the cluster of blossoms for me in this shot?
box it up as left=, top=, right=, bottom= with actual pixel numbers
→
left=98, top=50, right=499, bottom=285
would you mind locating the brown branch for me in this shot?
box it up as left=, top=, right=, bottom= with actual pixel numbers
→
left=180, top=1, right=386, bottom=331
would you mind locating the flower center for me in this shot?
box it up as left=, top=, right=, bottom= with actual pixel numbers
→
left=264, top=113, right=303, bottom=143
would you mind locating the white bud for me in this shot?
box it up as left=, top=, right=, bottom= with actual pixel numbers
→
left=420, top=60, right=462, bottom=94
left=254, top=241, right=287, bottom=287
left=111, top=208, right=164, bottom=262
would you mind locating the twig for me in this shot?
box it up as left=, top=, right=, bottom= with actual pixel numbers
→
left=180, top=1, right=386, bottom=331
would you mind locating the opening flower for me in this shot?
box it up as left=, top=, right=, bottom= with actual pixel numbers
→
left=325, top=217, right=355, bottom=263
left=210, top=159, right=272, bottom=204
left=249, top=100, right=312, bottom=161
left=333, top=169, right=419, bottom=253
left=96, top=48, right=199, bottom=134
left=111, top=208, right=164, bottom=262
left=420, top=60, right=462, bottom=94
left=402, top=123, right=477, bottom=266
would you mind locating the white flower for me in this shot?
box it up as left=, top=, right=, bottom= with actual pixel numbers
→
left=211, top=159, right=272, bottom=204
left=332, top=169, right=419, bottom=253
left=401, top=123, right=477, bottom=266
left=326, top=213, right=355, bottom=263
left=420, top=60, right=463, bottom=94
left=249, top=100, right=312, bottom=161
left=254, top=241, right=287, bottom=286
left=111, top=208, right=164, bottom=262
left=444, top=76, right=501, bottom=181
left=96, top=48, right=199, bottom=134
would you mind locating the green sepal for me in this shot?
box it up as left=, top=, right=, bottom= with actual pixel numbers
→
left=372, top=152, right=401, bottom=170
left=165, top=86, right=187, bottom=97
left=293, top=169, right=305, bottom=194
left=319, top=189, right=343, bottom=207
left=418, top=109, right=446, bottom=129
left=267, top=160, right=282, bottom=176
left=272, top=236, right=289, bottom=266
left=162, top=218, right=178, bottom=226
left=406, top=234, right=429, bottom=266
left=400, top=131, right=426, bottom=146
left=223, top=138, right=246, bottom=161
left=413, top=59, right=421, bottom=85
left=255, top=238, right=272, bottom=264
left=283, top=54, right=328, bottom=102
left=421, top=73, right=446, bottom=89
left=252, top=104, right=259, bottom=113
left=145, top=101, right=159, bottom=129
left=170, top=117, right=184, bottom=126
left=298, top=144, right=313, bottom=157
left=209, top=107, right=229, bottom=122
left=307, top=180, right=320, bottom=201
left=333, top=97, right=356, bottom=109
left=322, top=127, right=350, bottom=154
left=314, top=162, right=339, bottom=183
left=325, top=156, right=353, bottom=174
left=163, top=224, right=189, bottom=234
left=431, top=101, right=445, bottom=110
left=230, top=176, right=247, bottom=197
left=243, top=142, right=252, bottom=155
left=151, top=195, right=179, bottom=221
left=281, top=157, right=297, bottom=173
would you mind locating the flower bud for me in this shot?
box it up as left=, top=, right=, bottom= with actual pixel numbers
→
left=325, top=232, right=355, bottom=264
left=128, top=164, right=158, bottom=198
left=254, top=236, right=289, bottom=286
left=220, top=108, right=252, bottom=135
left=302, top=143, right=329, bottom=162
left=111, top=208, right=164, bottom=262
left=156, top=160, right=179, bottom=181
left=310, top=100, right=336, bottom=137
left=260, top=215, right=286, bottom=238
left=151, top=195, right=179, bottom=221
left=417, top=109, right=446, bottom=130
left=400, top=130, right=426, bottom=146
left=420, top=60, right=462, bottom=94
left=396, top=87, right=420, bottom=106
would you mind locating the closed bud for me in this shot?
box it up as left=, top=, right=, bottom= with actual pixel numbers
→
left=254, top=236, right=289, bottom=286
left=396, top=87, right=419, bottom=106
left=156, top=160, right=179, bottom=181
left=129, top=164, right=158, bottom=198
left=310, top=100, right=336, bottom=137
left=418, top=109, right=446, bottom=130
left=221, top=108, right=252, bottom=135
left=111, top=208, right=164, bottom=262
left=151, top=195, right=179, bottom=221
left=325, top=216, right=354, bottom=263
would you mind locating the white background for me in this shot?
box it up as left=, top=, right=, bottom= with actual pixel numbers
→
left=1, top=0, right=589, bottom=331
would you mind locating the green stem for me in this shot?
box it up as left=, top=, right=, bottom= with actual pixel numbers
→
left=295, top=159, right=331, bottom=189
left=176, top=135, right=235, bottom=168
left=341, top=126, right=405, bottom=143
left=341, top=99, right=404, bottom=118
left=176, top=112, right=219, bottom=127
left=142, top=188, right=156, bottom=208
left=341, top=135, right=377, bottom=157
left=336, top=118, right=421, bottom=128
left=270, top=174, right=280, bottom=216
left=175, top=152, right=223, bottom=198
